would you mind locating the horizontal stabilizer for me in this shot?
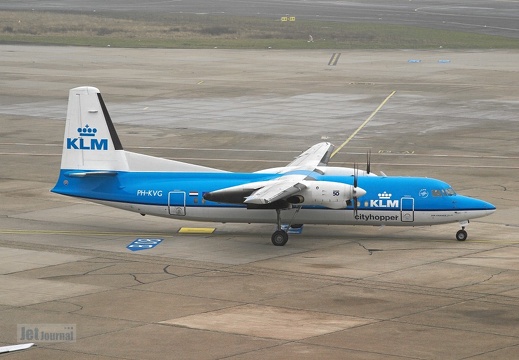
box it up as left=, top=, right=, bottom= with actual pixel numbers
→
left=65, top=171, right=118, bottom=177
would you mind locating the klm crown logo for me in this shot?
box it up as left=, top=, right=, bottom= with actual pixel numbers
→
left=78, top=125, right=97, bottom=137
left=66, top=124, right=108, bottom=150
left=378, top=191, right=392, bottom=199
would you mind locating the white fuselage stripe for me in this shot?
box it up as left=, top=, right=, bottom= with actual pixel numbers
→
left=90, top=199, right=494, bottom=226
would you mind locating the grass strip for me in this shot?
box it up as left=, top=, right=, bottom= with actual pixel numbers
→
left=1, top=11, right=518, bottom=49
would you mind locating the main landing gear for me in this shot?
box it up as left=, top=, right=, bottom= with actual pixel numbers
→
left=272, top=229, right=289, bottom=246
left=271, top=208, right=289, bottom=246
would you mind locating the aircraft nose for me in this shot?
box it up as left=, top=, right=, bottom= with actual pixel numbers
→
left=479, top=199, right=497, bottom=215
left=458, top=196, right=496, bottom=217
left=472, top=197, right=496, bottom=211
left=481, top=204, right=496, bottom=218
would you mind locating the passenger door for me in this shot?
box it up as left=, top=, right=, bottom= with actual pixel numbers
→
left=168, top=191, right=186, bottom=216
left=400, top=197, right=414, bottom=222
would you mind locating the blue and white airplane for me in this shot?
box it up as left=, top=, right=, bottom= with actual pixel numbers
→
left=52, top=87, right=496, bottom=246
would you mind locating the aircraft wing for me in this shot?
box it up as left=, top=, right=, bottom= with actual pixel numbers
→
left=286, top=142, right=333, bottom=169
left=244, top=175, right=307, bottom=205
left=247, top=142, right=334, bottom=204
left=253, top=142, right=334, bottom=175
left=204, top=143, right=334, bottom=205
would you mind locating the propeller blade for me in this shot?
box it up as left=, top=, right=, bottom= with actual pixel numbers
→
left=353, top=164, right=359, bottom=215
left=366, top=149, right=371, bottom=174
left=353, top=163, right=358, bottom=189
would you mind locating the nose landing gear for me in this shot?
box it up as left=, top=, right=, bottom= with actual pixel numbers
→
left=456, top=226, right=468, bottom=241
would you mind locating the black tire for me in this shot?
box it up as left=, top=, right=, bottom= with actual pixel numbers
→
left=271, top=230, right=288, bottom=246
left=456, top=229, right=468, bottom=241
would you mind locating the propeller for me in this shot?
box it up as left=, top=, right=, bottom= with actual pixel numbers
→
left=353, top=164, right=359, bottom=215
left=354, top=165, right=359, bottom=215
left=353, top=163, right=357, bottom=187
left=351, top=163, right=367, bottom=215
left=366, top=149, right=371, bottom=175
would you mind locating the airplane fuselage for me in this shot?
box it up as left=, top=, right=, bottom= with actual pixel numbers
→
left=53, top=170, right=495, bottom=227
left=51, top=87, right=496, bottom=245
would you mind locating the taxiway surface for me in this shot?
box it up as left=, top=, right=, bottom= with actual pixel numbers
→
left=0, top=46, right=518, bottom=359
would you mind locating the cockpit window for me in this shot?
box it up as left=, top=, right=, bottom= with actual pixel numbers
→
left=445, top=187, right=456, bottom=196
left=432, top=189, right=442, bottom=197
left=431, top=188, right=456, bottom=197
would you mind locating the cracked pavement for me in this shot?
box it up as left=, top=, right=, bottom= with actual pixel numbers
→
left=0, top=45, right=518, bottom=359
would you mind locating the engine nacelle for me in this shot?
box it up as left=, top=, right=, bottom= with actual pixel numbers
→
left=290, top=181, right=360, bottom=209
left=286, top=195, right=305, bottom=204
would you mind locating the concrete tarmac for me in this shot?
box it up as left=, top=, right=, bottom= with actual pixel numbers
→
left=0, top=45, right=518, bottom=359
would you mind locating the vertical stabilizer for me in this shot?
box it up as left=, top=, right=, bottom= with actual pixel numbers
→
left=60, top=86, right=129, bottom=171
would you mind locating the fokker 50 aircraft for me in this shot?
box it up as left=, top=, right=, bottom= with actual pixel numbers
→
left=52, top=87, right=496, bottom=246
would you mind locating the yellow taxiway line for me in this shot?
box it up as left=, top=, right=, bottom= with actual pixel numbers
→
left=331, top=90, right=396, bottom=158
left=178, top=227, right=216, bottom=234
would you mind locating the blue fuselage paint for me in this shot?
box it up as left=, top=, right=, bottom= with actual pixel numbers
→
left=51, top=170, right=495, bottom=226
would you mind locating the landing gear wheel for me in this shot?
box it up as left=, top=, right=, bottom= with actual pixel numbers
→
left=271, top=230, right=288, bottom=246
left=456, top=229, right=468, bottom=241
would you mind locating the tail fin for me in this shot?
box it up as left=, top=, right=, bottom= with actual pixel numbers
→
left=61, top=86, right=129, bottom=171
left=59, top=86, right=225, bottom=173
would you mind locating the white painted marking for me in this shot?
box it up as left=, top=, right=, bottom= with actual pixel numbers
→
left=0, top=343, right=34, bottom=354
